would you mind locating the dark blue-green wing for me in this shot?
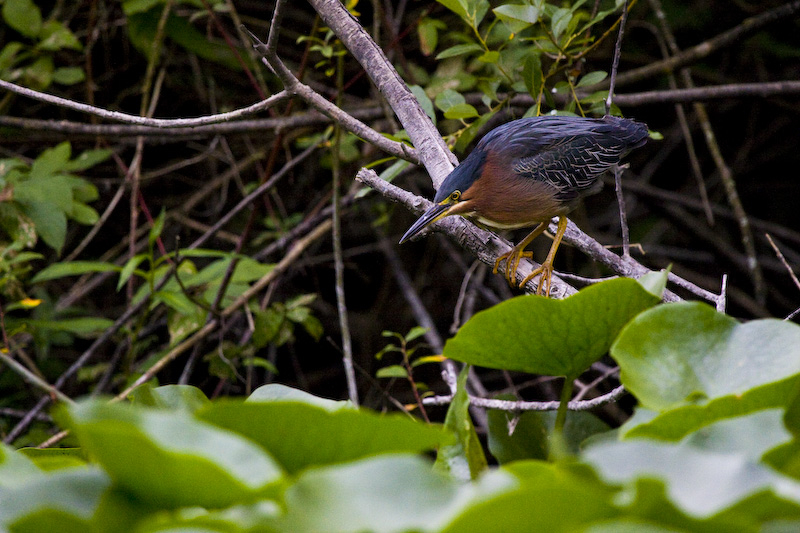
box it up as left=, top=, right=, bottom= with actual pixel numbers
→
left=484, top=116, right=648, bottom=202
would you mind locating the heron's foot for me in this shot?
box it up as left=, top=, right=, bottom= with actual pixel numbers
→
left=519, top=261, right=554, bottom=297
left=493, top=248, right=532, bottom=287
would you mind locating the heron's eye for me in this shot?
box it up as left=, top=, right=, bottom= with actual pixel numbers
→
left=449, top=191, right=461, bottom=202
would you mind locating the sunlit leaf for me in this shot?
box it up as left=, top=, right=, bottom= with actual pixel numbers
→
left=58, top=400, right=283, bottom=508
left=443, top=278, right=660, bottom=379
left=198, top=392, right=450, bottom=475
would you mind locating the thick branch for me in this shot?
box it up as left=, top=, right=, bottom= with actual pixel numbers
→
left=306, top=0, right=456, bottom=187
left=358, top=169, right=723, bottom=303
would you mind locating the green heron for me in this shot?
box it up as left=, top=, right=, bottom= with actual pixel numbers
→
left=400, top=115, right=649, bottom=296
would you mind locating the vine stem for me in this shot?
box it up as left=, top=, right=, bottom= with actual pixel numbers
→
left=554, top=377, right=574, bottom=434
left=332, top=51, right=359, bottom=406
left=550, top=377, right=575, bottom=461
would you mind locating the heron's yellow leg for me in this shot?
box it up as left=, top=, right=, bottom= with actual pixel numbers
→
left=492, top=222, right=547, bottom=287
left=519, top=216, right=568, bottom=296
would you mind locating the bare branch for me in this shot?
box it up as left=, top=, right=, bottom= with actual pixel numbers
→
left=423, top=384, right=628, bottom=412
left=306, top=0, right=456, bottom=187
left=0, top=78, right=290, bottom=126
left=244, top=9, right=420, bottom=164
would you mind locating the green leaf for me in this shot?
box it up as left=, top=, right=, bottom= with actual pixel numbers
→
left=784, top=381, right=800, bottom=438
left=613, top=302, right=800, bottom=412
left=247, top=383, right=352, bottom=411
left=583, top=438, right=800, bottom=519
left=19, top=202, right=66, bottom=253
left=435, top=43, right=483, bottom=60
left=0, top=465, right=109, bottom=529
left=166, top=304, right=204, bottom=344
left=0, top=442, right=40, bottom=486
left=128, top=384, right=211, bottom=413
left=577, top=71, right=608, bottom=88
left=17, top=448, right=88, bottom=471
left=434, top=366, right=487, bottom=480
left=275, top=454, right=515, bottom=532
left=494, top=4, right=542, bottom=33
left=2, top=0, right=42, bottom=38
left=248, top=356, right=279, bottom=375
left=127, top=11, right=242, bottom=71
left=29, top=142, right=72, bottom=181
left=117, top=254, right=148, bottom=291
left=435, top=88, right=466, bottom=112
left=418, top=17, right=446, bottom=56
left=300, top=314, right=323, bottom=341
left=440, top=461, right=618, bottom=532
left=637, top=269, right=669, bottom=298
left=579, top=0, right=627, bottom=33
left=148, top=209, right=166, bottom=249
left=62, top=149, right=113, bottom=172
left=436, top=0, right=471, bottom=24
left=153, top=289, right=199, bottom=316
left=67, top=203, right=98, bottom=225
left=23, top=55, right=54, bottom=90
left=614, top=303, right=800, bottom=440
left=121, top=0, right=162, bottom=16
left=444, top=103, right=479, bottom=120
left=523, top=52, right=544, bottom=99
left=487, top=403, right=549, bottom=463
left=37, top=21, right=83, bottom=51
left=376, top=364, right=408, bottom=379
left=14, top=176, right=73, bottom=212
left=409, top=85, right=436, bottom=124
left=32, top=261, right=119, bottom=283
left=252, top=307, right=286, bottom=348
left=443, top=278, right=660, bottom=378
left=620, top=378, right=800, bottom=442
left=405, top=326, right=429, bottom=343
left=52, top=67, right=86, bottom=85
left=0, top=42, right=25, bottom=71
left=226, top=256, right=274, bottom=284
left=197, top=394, right=450, bottom=475
left=681, top=408, right=792, bottom=461
left=58, top=399, right=283, bottom=508
left=61, top=175, right=99, bottom=203
left=477, top=50, right=499, bottom=63
left=24, top=317, right=114, bottom=337
left=550, top=7, right=573, bottom=41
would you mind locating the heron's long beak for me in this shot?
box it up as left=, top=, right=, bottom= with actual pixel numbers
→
left=399, top=202, right=452, bottom=244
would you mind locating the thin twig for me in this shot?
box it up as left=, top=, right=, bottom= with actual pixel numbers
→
left=0, top=350, right=75, bottom=406
left=604, top=0, right=628, bottom=115
left=331, top=51, right=359, bottom=406
left=614, top=165, right=631, bottom=258
left=766, top=234, right=800, bottom=292
left=0, top=78, right=290, bottom=127
left=423, top=384, right=628, bottom=412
